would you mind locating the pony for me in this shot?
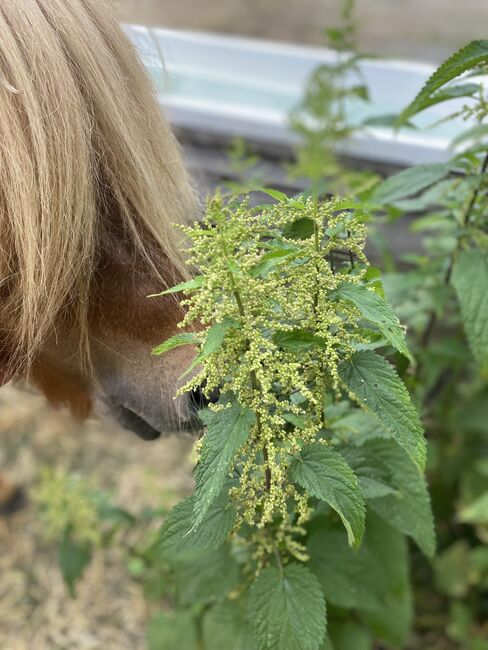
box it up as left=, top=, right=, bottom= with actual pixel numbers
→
left=0, top=0, right=201, bottom=509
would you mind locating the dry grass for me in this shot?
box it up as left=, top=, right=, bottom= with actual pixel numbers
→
left=0, top=385, right=194, bottom=650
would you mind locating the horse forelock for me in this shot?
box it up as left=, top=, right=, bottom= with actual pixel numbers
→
left=0, top=0, right=196, bottom=377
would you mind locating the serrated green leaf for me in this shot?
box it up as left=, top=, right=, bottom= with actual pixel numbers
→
left=328, top=622, right=372, bottom=650
left=273, top=329, right=326, bottom=353
left=261, top=187, right=289, bottom=202
left=369, top=164, right=450, bottom=205
left=147, top=611, right=197, bottom=650
left=289, top=444, right=365, bottom=546
left=338, top=350, right=426, bottom=470
left=400, top=82, right=480, bottom=120
left=399, top=40, right=488, bottom=123
left=251, top=248, right=300, bottom=277
left=282, top=217, right=316, bottom=240
left=152, top=332, right=199, bottom=356
left=248, top=564, right=326, bottom=650
left=58, top=532, right=92, bottom=598
left=148, top=275, right=204, bottom=297
left=159, top=493, right=235, bottom=560
left=339, top=445, right=397, bottom=499
left=194, top=402, right=255, bottom=527
left=203, top=598, right=254, bottom=650
left=336, top=282, right=412, bottom=361
left=451, top=250, right=488, bottom=367
left=173, top=545, right=240, bottom=606
left=359, top=440, right=435, bottom=556
left=309, top=512, right=412, bottom=645
left=200, top=319, right=240, bottom=358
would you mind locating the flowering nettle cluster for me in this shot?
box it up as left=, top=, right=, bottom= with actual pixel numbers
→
left=154, top=192, right=425, bottom=565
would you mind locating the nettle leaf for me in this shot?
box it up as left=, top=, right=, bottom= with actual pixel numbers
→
left=173, top=545, right=240, bottom=607
left=359, top=440, right=435, bottom=557
left=336, top=282, right=412, bottom=361
left=282, top=217, right=315, bottom=240
left=339, top=445, right=396, bottom=500
left=147, top=611, right=197, bottom=650
left=399, top=40, right=488, bottom=123
left=309, top=512, right=412, bottom=646
left=338, top=350, right=426, bottom=470
left=152, top=332, right=199, bottom=356
left=159, top=493, right=235, bottom=560
left=368, top=163, right=450, bottom=205
left=248, top=564, right=326, bottom=650
left=200, top=319, right=240, bottom=358
left=289, top=444, right=365, bottom=546
left=58, top=532, right=92, bottom=598
left=148, top=275, right=204, bottom=297
left=451, top=250, right=488, bottom=367
left=251, top=248, right=300, bottom=278
left=400, top=82, right=480, bottom=119
left=203, top=598, right=254, bottom=650
left=328, top=622, right=372, bottom=650
left=194, top=402, right=255, bottom=527
left=273, top=329, right=326, bottom=353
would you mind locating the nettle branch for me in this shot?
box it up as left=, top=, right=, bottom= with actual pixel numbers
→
left=154, top=192, right=432, bottom=650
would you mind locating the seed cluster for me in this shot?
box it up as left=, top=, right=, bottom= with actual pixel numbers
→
left=178, top=194, right=368, bottom=558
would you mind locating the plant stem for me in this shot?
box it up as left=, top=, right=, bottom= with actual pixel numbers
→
left=222, top=239, right=272, bottom=493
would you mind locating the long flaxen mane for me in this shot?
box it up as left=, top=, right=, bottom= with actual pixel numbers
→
left=0, top=0, right=195, bottom=376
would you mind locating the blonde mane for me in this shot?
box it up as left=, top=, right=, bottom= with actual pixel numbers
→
left=0, top=0, right=195, bottom=373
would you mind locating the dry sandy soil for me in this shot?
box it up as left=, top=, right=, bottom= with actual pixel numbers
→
left=116, top=0, right=488, bottom=63
left=0, top=385, right=194, bottom=650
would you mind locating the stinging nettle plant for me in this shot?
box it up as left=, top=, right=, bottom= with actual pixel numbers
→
left=152, top=191, right=434, bottom=649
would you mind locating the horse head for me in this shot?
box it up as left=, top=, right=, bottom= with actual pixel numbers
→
left=0, top=0, right=202, bottom=439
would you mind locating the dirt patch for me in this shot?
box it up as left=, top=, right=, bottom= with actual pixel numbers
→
left=0, top=385, right=194, bottom=650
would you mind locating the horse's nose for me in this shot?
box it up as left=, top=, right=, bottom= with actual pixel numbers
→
left=188, top=385, right=220, bottom=415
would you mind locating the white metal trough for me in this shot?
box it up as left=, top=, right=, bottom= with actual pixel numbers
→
left=124, top=24, right=481, bottom=168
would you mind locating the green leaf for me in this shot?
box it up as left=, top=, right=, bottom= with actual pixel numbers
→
left=251, top=248, right=300, bottom=277
left=336, top=282, right=412, bottom=360
left=194, top=402, right=255, bottom=527
left=399, top=40, right=488, bottom=123
left=173, top=545, right=240, bottom=606
left=328, top=622, right=372, bottom=650
left=400, top=82, right=480, bottom=120
left=362, top=113, right=416, bottom=129
left=451, top=250, right=488, bottom=367
left=338, top=350, right=427, bottom=470
left=273, top=329, right=326, bottom=353
left=358, top=440, right=435, bottom=556
left=368, top=163, right=450, bottom=205
left=261, top=187, right=289, bottom=202
left=339, top=445, right=397, bottom=499
left=152, top=332, right=199, bottom=356
left=289, top=444, right=365, bottom=546
left=159, top=493, right=235, bottom=560
left=248, top=564, right=326, bottom=650
left=148, top=276, right=204, bottom=297
left=309, top=512, right=412, bottom=646
left=203, top=598, right=254, bottom=650
left=200, top=319, right=239, bottom=358
left=282, top=217, right=315, bottom=240
left=58, top=531, right=92, bottom=598
left=147, top=611, right=197, bottom=650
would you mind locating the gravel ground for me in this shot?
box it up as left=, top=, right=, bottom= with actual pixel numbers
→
left=0, top=385, right=194, bottom=650
left=116, top=0, right=488, bottom=63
